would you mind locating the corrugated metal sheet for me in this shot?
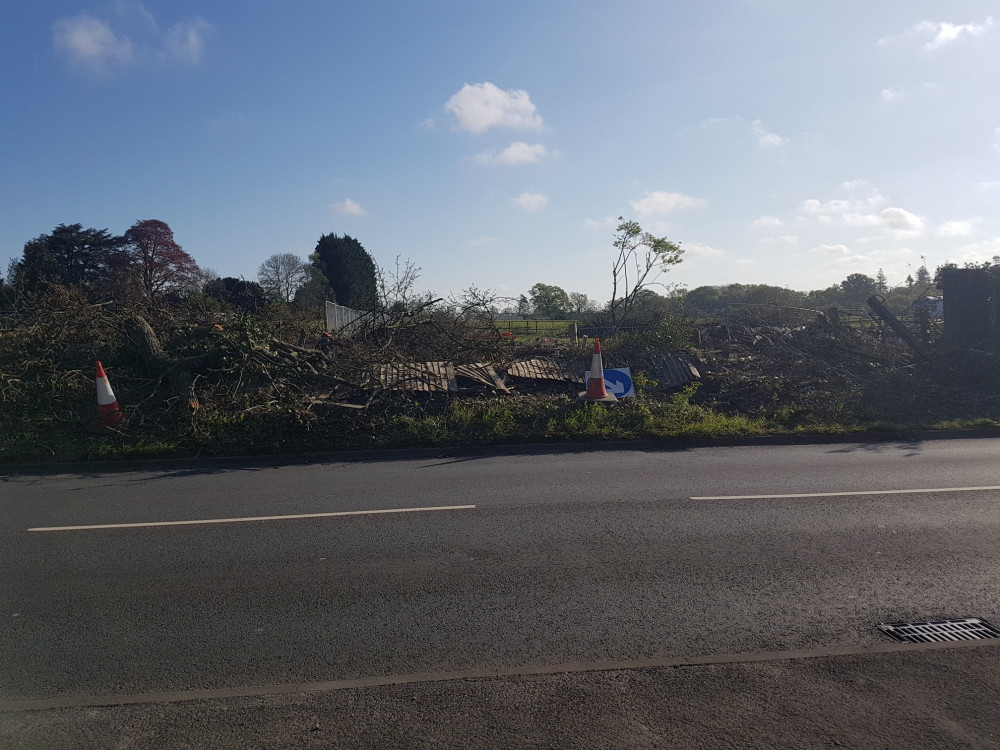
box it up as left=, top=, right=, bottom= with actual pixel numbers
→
left=649, top=353, right=701, bottom=389
left=506, top=358, right=583, bottom=383
left=376, top=361, right=457, bottom=392
left=454, top=363, right=509, bottom=392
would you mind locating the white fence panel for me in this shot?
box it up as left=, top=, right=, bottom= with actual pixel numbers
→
left=325, top=302, right=364, bottom=334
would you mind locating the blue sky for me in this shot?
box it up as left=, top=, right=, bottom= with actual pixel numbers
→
left=2, top=1, right=999, bottom=303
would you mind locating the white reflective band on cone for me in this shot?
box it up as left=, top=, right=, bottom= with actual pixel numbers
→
left=97, top=376, right=117, bottom=406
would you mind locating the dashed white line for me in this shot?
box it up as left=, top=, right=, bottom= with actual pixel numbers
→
left=692, top=486, right=1000, bottom=501
left=28, top=505, right=476, bottom=532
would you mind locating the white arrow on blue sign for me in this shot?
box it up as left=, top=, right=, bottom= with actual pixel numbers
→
left=584, top=367, right=635, bottom=398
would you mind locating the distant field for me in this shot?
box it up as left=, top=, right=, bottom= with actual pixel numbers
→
left=494, top=319, right=577, bottom=338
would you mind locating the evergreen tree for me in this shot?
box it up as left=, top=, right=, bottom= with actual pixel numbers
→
left=311, top=233, right=377, bottom=310
left=875, top=268, right=888, bottom=294
left=8, top=224, right=119, bottom=293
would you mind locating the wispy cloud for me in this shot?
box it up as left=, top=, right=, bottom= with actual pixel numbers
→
left=751, top=119, right=786, bottom=148
left=468, top=236, right=500, bottom=247
left=584, top=216, right=617, bottom=229
left=445, top=82, right=544, bottom=134
left=809, top=244, right=854, bottom=256
left=630, top=191, right=707, bottom=216
left=513, top=192, right=548, bottom=211
left=53, top=14, right=135, bottom=73
left=331, top=199, right=366, bottom=216
left=954, top=238, right=1000, bottom=265
left=758, top=235, right=800, bottom=245
left=53, top=7, right=211, bottom=73
left=881, top=88, right=904, bottom=102
left=751, top=216, right=784, bottom=230
left=685, top=243, right=725, bottom=259
left=879, top=17, right=996, bottom=50
left=162, top=19, right=212, bottom=64
left=475, top=142, right=553, bottom=166
left=937, top=219, right=978, bottom=237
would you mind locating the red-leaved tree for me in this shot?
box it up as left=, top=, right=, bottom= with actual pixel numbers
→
left=118, top=220, right=199, bottom=305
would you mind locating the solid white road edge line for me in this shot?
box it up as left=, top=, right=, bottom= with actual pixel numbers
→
left=692, top=486, right=1000, bottom=500
left=27, top=505, right=476, bottom=532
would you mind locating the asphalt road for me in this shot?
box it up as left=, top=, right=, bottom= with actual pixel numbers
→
left=2, top=438, right=1000, bottom=746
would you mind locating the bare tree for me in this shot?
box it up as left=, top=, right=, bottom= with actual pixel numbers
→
left=609, top=217, right=683, bottom=329
left=376, top=256, right=426, bottom=312
left=258, top=252, right=309, bottom=302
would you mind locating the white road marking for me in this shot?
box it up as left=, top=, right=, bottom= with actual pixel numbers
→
left=692, top=486, right=1000, bottom=501
left=28, top=505, right=476, bottom=532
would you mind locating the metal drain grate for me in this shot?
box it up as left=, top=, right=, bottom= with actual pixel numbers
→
left=878, top=617, right=1000, bottom=643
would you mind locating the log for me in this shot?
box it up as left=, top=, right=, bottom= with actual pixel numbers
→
left=125, top=316, right=201, bottom=410
left=866, top=296, right=930, bottom=361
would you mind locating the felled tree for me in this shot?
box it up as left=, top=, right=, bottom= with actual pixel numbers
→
left=311, top=233, right=377, bottom=311
left=118, top=220, right=199, bottom=305
left=609, top=217, right=683, bottom=329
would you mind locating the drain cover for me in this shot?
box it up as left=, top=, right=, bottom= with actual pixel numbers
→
left=878, top=617, right=1000, bottom=643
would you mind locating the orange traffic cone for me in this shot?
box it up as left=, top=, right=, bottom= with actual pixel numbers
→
left=95, top=361, right=125, bottom=428
left=579, top=338, right=618, bottom=402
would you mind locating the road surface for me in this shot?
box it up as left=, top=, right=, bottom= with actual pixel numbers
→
left=2, top=438, right=1000, bottom=747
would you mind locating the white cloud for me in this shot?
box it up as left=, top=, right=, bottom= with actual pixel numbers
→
left=758, top=235, right=799, bottom=245
left=879, top=17, right=996, bottom=50
left=751, top=216, right=783, bottom=229
left=686, top=243, right=725, bottom=259
left=809, top=244, right=854, bottom=256
left=475, top=142, right=552, bottom=166
left=162, top=19, right=212, bottom=64
left=880, top=207, right=925, bottom=239
left=798, top=187, right=888, bottom=228
left=937, top=219, right=978, bottom=237
left=630, top=191, right=707, bottom=215
left=842, top=213, right=883, bottom=227
left=331, top=199, right=366, bottom=216
left=513, top=192, right=548, bottom=211
left=53, top=9, right=211, bottom=73
left=800, top=198, right=854, bottom=216
left=53, top=14, right=135, bottom=73
left=584, top=216, right=617, bottom=229
left=954, top=238, right=1000, bottom=264
left=468, top=236, right=499, bottom=247
left=445, top=82, right=544, bottom=134
left=840, top=179, right=871, bottom=191
left=881, top=88, right=904, bottom=102
left=751, top=119, right=786, bottom=148
left=416, top=118, right=436, bottom=131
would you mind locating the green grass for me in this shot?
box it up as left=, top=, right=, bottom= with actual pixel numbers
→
left=6, top=387, right=1000, bottom=466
